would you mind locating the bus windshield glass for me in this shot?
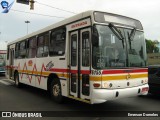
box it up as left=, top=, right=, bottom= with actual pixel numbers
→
left=92, top=24, right=147, bottom=69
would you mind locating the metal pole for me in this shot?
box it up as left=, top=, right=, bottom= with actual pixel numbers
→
left=25, top=21, right=30, bottom=34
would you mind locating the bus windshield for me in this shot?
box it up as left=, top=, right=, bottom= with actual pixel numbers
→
left=92, top=24, right=147, bottom=69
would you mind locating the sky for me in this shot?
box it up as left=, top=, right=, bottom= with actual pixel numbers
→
left=0, top=0, right=160, bottom=50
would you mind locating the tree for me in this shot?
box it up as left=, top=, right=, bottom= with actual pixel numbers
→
left=153, top=40, right=159, bottom=53
left=154, top=47, right=159, bottom=53
left=146, top=39, right=153, bottom=53
left=145, top=39, right=159, bottom=53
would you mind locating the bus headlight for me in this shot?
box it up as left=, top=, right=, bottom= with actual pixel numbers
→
left=144, top=79, right=148, bottom=83
left=102, top=82, right=112, bottom=88
left=103, top=82, right=108, bottom=88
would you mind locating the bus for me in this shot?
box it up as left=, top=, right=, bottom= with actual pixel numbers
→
left=0, top=50, right=6, bottom=74
left=6, top=10, right=149, bottom=104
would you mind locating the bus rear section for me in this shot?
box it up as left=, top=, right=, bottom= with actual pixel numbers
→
left=90, top=69, right=148, bottom=104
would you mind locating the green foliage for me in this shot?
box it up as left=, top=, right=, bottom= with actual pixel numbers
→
left=154, top=47, right=159, bottom=53
left=145, top=39, right=159, bottom=53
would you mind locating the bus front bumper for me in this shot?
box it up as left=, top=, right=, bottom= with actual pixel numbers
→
left=91, top=84, right=149, bottom=104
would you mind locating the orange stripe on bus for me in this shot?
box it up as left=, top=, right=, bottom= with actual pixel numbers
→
left=90, top=74, right=148, bottom=81
left=18, top=70, right=148, bottom=81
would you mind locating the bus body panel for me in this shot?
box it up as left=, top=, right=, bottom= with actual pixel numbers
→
left=15, top=56, right=68, bottom=90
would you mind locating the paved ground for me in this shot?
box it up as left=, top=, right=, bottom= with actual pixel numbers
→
left=0, top=74, right=160, bottom=120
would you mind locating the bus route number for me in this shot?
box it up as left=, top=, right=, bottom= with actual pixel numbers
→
left=92, top=70, right=102, bottom=75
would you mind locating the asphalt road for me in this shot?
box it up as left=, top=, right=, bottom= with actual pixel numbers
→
left=0, top=74, right=160, bottom=120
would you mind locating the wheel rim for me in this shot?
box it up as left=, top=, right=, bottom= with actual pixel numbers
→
left=53, top=84, right=60, bottom=97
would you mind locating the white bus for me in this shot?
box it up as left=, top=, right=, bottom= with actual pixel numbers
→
left=6, top=10, right=149, bottom=104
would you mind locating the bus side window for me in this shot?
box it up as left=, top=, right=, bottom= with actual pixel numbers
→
left=44, top=33, right=49, bottom=57
left=15, top=43, right=19, bottom=58
left=71, top=34, right=77, bottom=66
left=28, top=37, right=37, bottom=58
left=82, top=31, right=90, bottom=67
left=37, top=32, right=49, bottom=57
left=49, top=27, right=66, bottom=56
left=19, top=41, right=27, bottom=59
left=37, top=36, right=44, bottom=57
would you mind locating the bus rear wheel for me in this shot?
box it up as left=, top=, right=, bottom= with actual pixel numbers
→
left=50, top=78, right=63, bottom=103
left=14, top=72, right=21, bottom=88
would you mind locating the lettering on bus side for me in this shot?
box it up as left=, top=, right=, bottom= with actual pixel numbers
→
left=71, top=21, right=87, bottom=29
left=67, top=18, right=91, bottom=31
left=46, top=61, right=54, bottom=71
left=92, top=70, right=102, bottom=75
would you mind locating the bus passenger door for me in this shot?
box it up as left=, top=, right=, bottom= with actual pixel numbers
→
left=69, top=31, right=78, bottom=98
left=80, top=28, right=91, bottom=100
left=69, top=28, right=91, bottom=100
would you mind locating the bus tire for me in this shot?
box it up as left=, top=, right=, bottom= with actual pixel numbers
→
left=14, top=72, right=22, bottom=88
left=50, top=78, right=63, bottom=103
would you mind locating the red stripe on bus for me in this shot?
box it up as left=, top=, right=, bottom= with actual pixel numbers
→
left=49, top=68, right=90, bottom=74
left=49, top=68, right=68, bottom=72
left=81, top=70, right=90, bottom=74
left=69, top=70, right=90, bottom=74
left=6, top=65, right=90, bottom=74
left=49, top=68, right=79, bottom=74
left=6, top=65, right=17, bottom=69
left=70, top=70, right=78, bottom=74
left=41, top=68, right=75, bottom=73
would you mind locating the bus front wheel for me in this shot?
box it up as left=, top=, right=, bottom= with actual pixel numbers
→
left=50, top=78, right=63, bottom=103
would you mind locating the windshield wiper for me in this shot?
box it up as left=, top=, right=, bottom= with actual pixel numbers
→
left=109, top=23, right=124, bottom=48
left=129, top=28, right=136, bottom=41
left=109, top=23, right=124, bottom=40
left=128, top=28, right=136, bottom=50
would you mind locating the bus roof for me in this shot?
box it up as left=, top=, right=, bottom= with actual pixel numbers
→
left=8, top=10, right=142, bottom=45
